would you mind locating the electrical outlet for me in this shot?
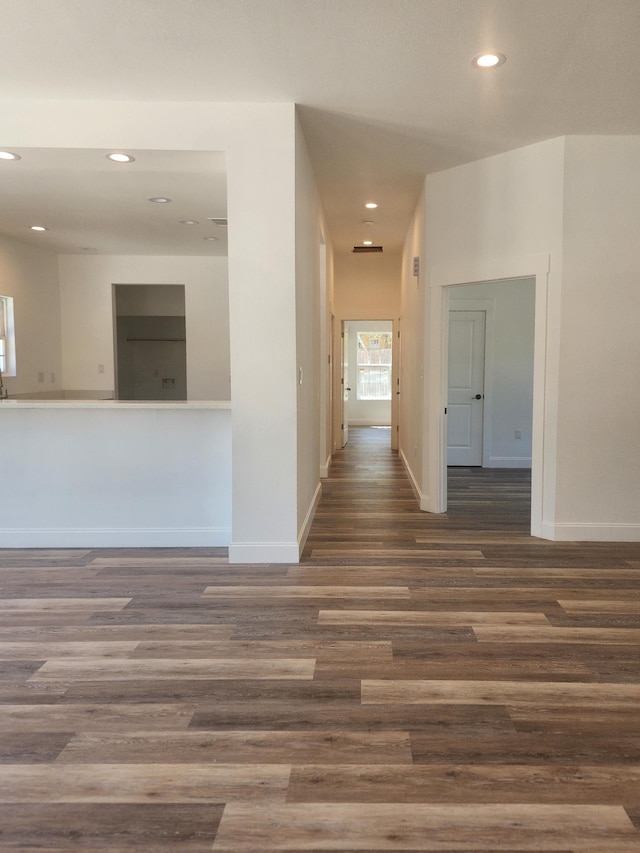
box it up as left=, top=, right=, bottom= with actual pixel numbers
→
left=98, top=364, right=105, bottom=374
left=515, top=429, right=522, bottom=439
left=37, top=371, right=44, bottom=383
left=50, top=372, right=55, bottom=383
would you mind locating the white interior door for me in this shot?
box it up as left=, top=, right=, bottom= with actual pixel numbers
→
left=341, top=322, right=349, bottom=447
left=391, top=319, right=400, bottom=450
left=447, top=310, right=485, bottom=465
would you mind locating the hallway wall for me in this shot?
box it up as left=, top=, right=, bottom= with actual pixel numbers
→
left=399, top=188, right=426, bottom=504
left=421, top=134, right=640, bottom=540
left=333, top=252, right=400, bottom=320
left=295, top=114, right=330, bottom=549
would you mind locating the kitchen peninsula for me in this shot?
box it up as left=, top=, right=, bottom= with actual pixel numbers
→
left=1, top=399, right=231, bottom=548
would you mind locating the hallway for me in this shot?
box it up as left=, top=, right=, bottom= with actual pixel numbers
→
left=2, top=428, right=640, bottom=849
left=304, top=426, right=534, bottom=565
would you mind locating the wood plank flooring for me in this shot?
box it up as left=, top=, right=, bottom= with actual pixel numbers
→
left=3, top=425, right=640, bottom=851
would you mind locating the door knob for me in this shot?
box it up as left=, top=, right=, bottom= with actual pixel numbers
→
left=472, top=393, right=482, bottom=399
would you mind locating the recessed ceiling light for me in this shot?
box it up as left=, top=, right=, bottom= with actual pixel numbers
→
left=0, top=150, right=20, bottom=161
left=106, top=152, right=135, bottom=163
left=362, top=219, right=375, bottom=225
left=363, top=240, right=374, bottom=246
left=179, top=219, right=199, bottom=225
left=148, top=196, right=172, bottom=203
left=203, top=236, right=219, bottom=241
left=364, top=202, right=378, bottom=209
left=30, top=225, right=48, bottom=231
left=472, top=52, right=506, bottom=68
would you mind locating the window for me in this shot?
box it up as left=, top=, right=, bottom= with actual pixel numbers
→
left=356, top=331, right=392, bottom=400
left=0, top=295, right=16, bottom=377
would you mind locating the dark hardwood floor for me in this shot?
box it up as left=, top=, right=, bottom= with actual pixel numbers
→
left=2, top=425, right=640, bottom=851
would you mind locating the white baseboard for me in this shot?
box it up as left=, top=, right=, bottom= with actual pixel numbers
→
left=298, top=481, right=322, bottom=555
left=0, top=527, right=231, bottom=548
left=399, top=449, right=429, bottom=510
left=540, top=522, right=640, bottom=542
left=486, top=456, right=532, bottom=469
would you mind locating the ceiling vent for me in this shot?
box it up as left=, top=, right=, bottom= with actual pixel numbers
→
left=208, top=218, right=228, bottom=227
left=352, top=245, right=383, bottom=253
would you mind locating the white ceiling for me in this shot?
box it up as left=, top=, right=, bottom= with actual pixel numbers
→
left=1, top=0, right=640, bottom=255
left=0, top=148, right=228, bottom=255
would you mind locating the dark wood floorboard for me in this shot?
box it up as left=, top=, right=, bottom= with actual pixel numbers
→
left=2, top=426, right=640, bottom=851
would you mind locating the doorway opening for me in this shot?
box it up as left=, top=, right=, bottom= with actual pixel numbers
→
left=446, top=300, right=535, bottom=527
left=113, top=284, right=187, bottom=401
left=340, top=320, right=394, bottom=447
left=432, top=262, right=549, bottom=536
left=446, top=278, right=535, bottom=470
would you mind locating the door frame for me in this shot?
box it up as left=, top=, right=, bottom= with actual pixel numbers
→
left=341, top=322, right=349, bottom=448
left=331, top=317, right=400, bottom=453
left=428, top=254, right=550, bottom=538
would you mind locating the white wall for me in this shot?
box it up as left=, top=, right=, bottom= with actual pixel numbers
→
left=450, top=278, right=535, bottom=468
left=334, top=252, right=401, bottom=320
left=295, top=115, right=326, bottom=551
left=59, top=254, right=230, bottom=400
left=399, top=189, right=426, bottom=503
left=553, top=136, right=640, bottom=537
left=226, top=105, right=301, bottom=561
left=319, top=241, right=333, bottom=476
left=0, top=234, right=62, bottom=397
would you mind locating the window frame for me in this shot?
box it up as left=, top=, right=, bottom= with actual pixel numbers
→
left=355, top=330, right=392, bottom=401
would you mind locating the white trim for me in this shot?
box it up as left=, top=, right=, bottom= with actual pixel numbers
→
left=0, top=527, right=231, bottom=548
left=320, top=454, right=331, bottom=478
left=391, top=317, right=400, bottom=451
left=425, top=285, right=448, bottom=513
left=228, top=542, right=301, bottom=564
left=298, top=481, right=322, bottom=555
left=400, top=449, right=429, bottom=511
left=541, top=522, right=640, bottom=542
left=431, top=253, right=550, bottom=292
